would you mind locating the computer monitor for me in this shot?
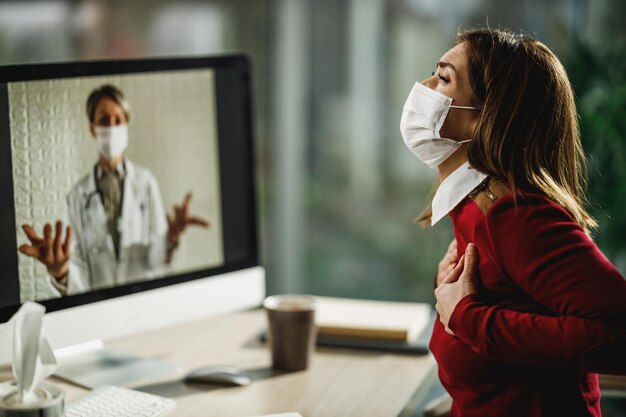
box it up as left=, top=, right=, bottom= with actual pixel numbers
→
left=0, top=55, right=265, bottom=373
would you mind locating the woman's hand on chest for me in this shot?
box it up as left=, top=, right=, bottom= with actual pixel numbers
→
left=435, top=243, right=479, bottom=335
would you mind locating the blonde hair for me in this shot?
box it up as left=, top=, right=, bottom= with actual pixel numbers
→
left=419, top=29, right=596, bottom=234
left=86, top=84, right=131, bottom=124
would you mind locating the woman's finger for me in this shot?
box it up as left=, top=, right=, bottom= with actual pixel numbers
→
left=189, top=216, right=210, bottom=228
left=447, top=239, right=457, bottom=253
left=459, top=244, right=478, bottom=280
left=63, top=225, right=72, bottom=257
left=19, top=244, right=40, bottom=258
left=43, top=223, right=53, bottom=262
left=441, top=255, right=465, bottom=284
left=22, top=224, right=43, bottom=244
left=182, top=193, right=193, bottom=213
left=176, top=205, right=184, bottom=222
left=459, top=243, right=479, bottom=294
left=54, top=220, right=63, bottom=260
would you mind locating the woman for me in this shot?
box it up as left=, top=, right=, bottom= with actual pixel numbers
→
left=400, top=29, right=626, bottom=416
left=19, top=84, right=209, bottom=295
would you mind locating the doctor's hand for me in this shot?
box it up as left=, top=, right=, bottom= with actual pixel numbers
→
left=434, top=243, right=478, bottom=336
left=18, top=221, right=71, bottom=280
left=435, top=239, right=458, bottom=288
left=166, top=192, right=210, bottom=245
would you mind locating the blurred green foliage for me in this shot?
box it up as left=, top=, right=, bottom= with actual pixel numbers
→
left=303, top=172, right=451, bottom=304
left=567, top=40, right=626, bottom=269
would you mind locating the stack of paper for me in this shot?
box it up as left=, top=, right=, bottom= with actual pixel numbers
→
left=599, top=374, right=626, bottom=392
left=314, top=296, right=432, bottom=342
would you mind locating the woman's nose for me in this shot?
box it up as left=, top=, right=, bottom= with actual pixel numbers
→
left=421, top=77, right=435, bottom=89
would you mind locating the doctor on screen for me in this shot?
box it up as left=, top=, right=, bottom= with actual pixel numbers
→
left=18, top=84, right=209, bottom=296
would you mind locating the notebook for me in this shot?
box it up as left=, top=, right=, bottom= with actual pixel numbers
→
left=314, top=296, right=432, bottom=342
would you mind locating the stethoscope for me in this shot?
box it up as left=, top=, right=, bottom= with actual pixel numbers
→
left=79, top=166, right=103, bottom=289
left=78, top=162, right=150, bottom=287
left=82, top=164, right=130, bottom=264
left=84, top=190, right=101, bottom=212
left=84, top=163, right=129, bottom=212
left=84, top=165, right=103, bottom=212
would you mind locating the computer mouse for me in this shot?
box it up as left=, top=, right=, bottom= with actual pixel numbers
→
left=184, top=365, right=252, bottom=386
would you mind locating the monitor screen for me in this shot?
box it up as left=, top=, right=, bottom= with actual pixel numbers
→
left=0, top=55, right=258, bottom=322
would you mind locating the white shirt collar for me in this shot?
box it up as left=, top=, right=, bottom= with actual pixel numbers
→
left=96, top=159, right=126, bottom=181
left=431, top=162, right=488, bottom=225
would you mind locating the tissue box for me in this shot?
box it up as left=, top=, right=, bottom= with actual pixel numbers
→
left=0, top=380, right=64, bottom=416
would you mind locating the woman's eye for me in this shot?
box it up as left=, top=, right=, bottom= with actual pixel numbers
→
left=431, top=70, right=449, bottom=83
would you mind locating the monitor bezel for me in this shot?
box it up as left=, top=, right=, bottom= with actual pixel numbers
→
left=0, top=54, right=259, bottom=322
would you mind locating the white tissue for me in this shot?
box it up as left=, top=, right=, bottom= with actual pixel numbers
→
left=0, top=302, right=57, bottom=404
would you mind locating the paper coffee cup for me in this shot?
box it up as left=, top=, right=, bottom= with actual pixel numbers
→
left=264, top=295, right=317, bottom=371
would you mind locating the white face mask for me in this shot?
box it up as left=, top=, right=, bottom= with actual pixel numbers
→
left=400, top=82, right=478, bottom=168
left=95, top=125, right=128, bottom=160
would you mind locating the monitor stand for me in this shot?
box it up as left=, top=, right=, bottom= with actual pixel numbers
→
left=54, top=340, right=179, bottom=389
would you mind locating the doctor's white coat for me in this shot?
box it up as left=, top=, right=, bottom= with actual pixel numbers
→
left=48, top=160, right=170, bottom=296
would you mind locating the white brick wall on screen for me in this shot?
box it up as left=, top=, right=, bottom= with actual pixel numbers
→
left=9, top=69, right=223, bottom=302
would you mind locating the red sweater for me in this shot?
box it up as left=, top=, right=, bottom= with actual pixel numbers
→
left=429, top=191, right=626, bottom=417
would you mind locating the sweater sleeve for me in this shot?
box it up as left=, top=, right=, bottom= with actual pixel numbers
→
left=447, top=193, right=626, bottom=373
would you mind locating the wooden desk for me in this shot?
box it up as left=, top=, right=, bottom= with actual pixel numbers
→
left=1, top=309, right=437, bottom=417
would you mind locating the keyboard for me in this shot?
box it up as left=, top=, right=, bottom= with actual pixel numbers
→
left=65, top=385, right=175, bottom=417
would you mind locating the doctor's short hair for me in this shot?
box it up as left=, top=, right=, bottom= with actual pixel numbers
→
left=86, top=84, right=131, bottom=124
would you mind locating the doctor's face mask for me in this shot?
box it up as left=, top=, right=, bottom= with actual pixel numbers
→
left=399, top=82, right=478, bottom=168
left=95, top=125, right=129, bottom=160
